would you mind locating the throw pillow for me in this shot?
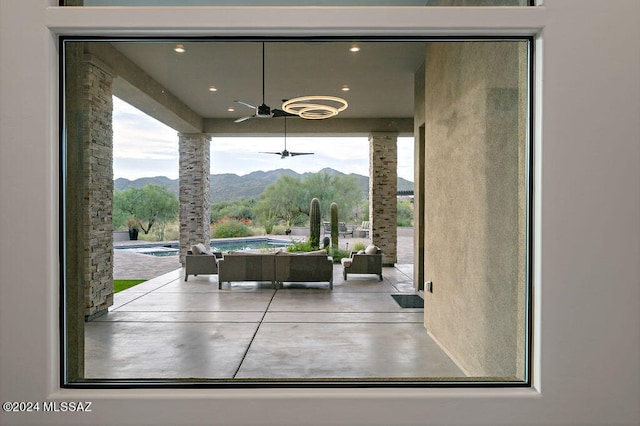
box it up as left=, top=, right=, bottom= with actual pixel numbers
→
left=365, top=244, right=379, bottom=255
left=191, top=243, right=211, bottom=255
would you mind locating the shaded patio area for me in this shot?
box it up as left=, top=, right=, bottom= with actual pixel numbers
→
left=86, top=260, right=464, bottom=380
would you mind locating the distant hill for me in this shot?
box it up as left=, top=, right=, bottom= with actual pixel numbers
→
left=114, top=168, right=414, bottom=202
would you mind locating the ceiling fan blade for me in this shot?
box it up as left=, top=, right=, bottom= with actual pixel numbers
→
left=234, top=115, right=254, bottom=123
left=289, top=152, right=314, bottom=156
left=235, top=100, right=257, bottom=110
left=259, top=151, right=283, bottom=155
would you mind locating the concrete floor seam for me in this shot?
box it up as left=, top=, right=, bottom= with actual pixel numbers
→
left=232, top=288, right=279, bottom=379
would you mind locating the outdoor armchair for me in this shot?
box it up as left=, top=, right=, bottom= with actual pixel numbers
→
left=323, top=221, right=331, bottom=234
left=341, top=245, right=382, bottom=281
left=354, top=221, right=370, bottom=238
left=338, top=222, right=354, bottom=238
left=184, top=243, right=222, bottom=281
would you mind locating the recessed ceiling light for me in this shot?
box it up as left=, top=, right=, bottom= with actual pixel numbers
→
left=349, top=45, right=360, bottom=53
left=208, top=86, right=217, bottom=92
left=341, top=85, right=350, bottom=92
left=227, top=107, right=235, bottom=112
left=174, top=44, right=186, bottom=53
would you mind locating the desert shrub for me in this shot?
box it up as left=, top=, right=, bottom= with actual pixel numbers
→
left=330, top=248, right=351, bottom=263
left=287, top=239, right=314, bottom=253
left=397, top=199, right=414, bottom=227
left=270, top=225, right=287, bottom=235
left=211, top=218, right=253, bottom=238
left=352, top=242, right=367, bottom=252
left=161, top=222, right=180, bottom=241
left=262, top=218, right=276, bottom=234
left=210, top=199, right=255, bottom=223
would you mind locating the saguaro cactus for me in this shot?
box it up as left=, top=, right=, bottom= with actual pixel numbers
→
left=309, top=198, right=321, bottom=248
left=330, top=202, right=339, bottom=250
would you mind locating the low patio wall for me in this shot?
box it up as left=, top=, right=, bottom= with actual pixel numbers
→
left=113, top=231, right=130, bottom=242
left=288, top=227, right=308, bottom=236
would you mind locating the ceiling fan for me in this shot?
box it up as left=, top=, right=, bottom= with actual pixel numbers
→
left=261, top=117, right=313, bottom=159
left=234, top=43, right=296, bottom=123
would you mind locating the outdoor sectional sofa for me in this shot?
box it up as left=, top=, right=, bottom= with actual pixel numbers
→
left=217, top=251, right=277, bottom=289
left=217, top=250, right=333, bottom=290
left=274, top=251, right=334, bottom=289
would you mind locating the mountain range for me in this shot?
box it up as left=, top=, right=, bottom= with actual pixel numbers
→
left=114, top=168, right=414, bottom=202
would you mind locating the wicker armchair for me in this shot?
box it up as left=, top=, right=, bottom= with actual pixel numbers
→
left=185, top=252, right=222, bottom=281
left=340, top=247, right=382, bottom=281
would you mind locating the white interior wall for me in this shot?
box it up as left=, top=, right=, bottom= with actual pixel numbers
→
left=0, top=1, right=639, bottom=425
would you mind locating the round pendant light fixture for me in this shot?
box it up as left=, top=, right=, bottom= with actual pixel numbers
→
left=282, top=96, right=348, bottom=120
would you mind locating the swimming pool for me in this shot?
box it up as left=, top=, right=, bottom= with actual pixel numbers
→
left=117, top=237, right=292, bottom=257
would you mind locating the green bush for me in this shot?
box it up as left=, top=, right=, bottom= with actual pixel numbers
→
left=270, top=225, right=287, bottom=235
left=211, top=218, right=253, bottom=238
left=286, top=239, right=347, bottom=262
left=210, top=199, right=255, bottom=223
left=287, top=239, right=315, bottom=253
left=330, top=248, right=351, bottom=263
left=397, top=199, right=414, bottom=227
left=259, top=216, right=278, bottom=234
left=352, top=241, right=367, bottom=252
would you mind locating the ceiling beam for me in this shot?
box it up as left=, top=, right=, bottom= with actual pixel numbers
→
left=203, top=117, right=413, bottom=137
left=85, top=43, right=203, bottom=133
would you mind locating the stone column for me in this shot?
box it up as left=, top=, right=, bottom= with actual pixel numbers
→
left=82, top=55, right=115, bottom=320
left=179, top=133, right=211, bottom=264
left=369, top=132, right=398, bottom=266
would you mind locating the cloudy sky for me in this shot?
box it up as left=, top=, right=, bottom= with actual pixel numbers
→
left=113, top=97, right=414, bottom=181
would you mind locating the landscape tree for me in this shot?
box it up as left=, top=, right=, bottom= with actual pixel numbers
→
left=254, top=172, right=364, bottom=228
left=113, top=184, right=179, bottom=239
left=302, top=172, right=363, bottom=220
left=325, top=173, right=363, bottom=220
left=210, top=199, right=255, bottom=223
left=254, top=175, right=307, bottom=230
left=397, top=199, right=414, bottom=227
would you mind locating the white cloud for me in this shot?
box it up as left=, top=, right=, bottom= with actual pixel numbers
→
left=113, top=97, right=414, bottom=181
left=113, top=97, right=178, bottom=158
left=210, top=136, right=371, bottom=177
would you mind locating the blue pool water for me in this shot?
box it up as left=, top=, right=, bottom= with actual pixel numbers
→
left=117, top=237, right=292, bottom=257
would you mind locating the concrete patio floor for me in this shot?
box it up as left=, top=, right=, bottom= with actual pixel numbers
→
left=85, top=263, right=465, bottom=381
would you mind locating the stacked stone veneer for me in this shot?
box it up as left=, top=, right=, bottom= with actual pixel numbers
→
left=179, top=134, right=211, bottom=264
left=82, top=56, right=115, bottom=319
left=369, top=132, right=398, bottom=266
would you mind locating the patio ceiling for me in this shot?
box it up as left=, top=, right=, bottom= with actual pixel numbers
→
left=99, top=40, right=427, bottom=136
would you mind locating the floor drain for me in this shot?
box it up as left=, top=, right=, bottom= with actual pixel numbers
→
left=391, top=294, right=424, bottom=308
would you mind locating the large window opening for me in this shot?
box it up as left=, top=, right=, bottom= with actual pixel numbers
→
left=62, top=37, right=532, bottom=387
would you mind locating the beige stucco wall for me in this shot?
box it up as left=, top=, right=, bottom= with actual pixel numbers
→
left=421, top=41, right=528, bottom=378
